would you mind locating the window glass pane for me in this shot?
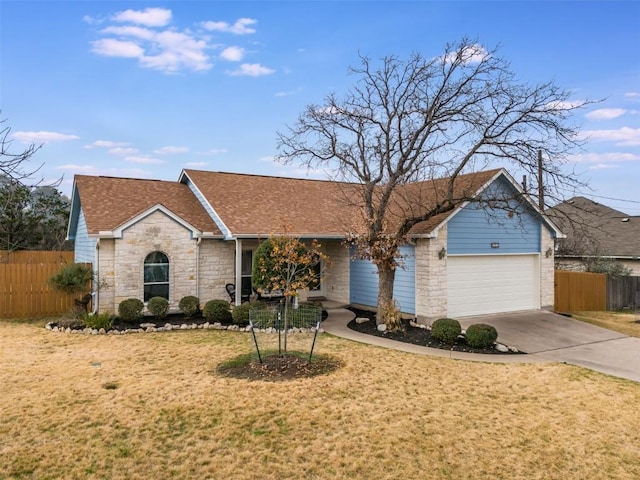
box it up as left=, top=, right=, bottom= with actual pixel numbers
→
left=144, top=264, right=169, bottom=283
left=145, top=251, right=168, bottom=264
left=241, top=250, right=253, bottom=275
left=144, top=283, right=169, bottom=301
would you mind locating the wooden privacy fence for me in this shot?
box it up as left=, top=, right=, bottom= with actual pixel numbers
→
left=0, top=251, right=90, bottom=319
left=607, top=276, right=640, bottom=310
left=554, top=270, right=607, bottom=312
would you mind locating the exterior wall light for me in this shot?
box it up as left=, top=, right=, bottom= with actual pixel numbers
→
left=438, top=247, right=447, bottom=260
left=545, top=247, right=553, bottom=258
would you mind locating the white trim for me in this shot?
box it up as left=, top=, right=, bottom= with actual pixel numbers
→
left=179, top=170, right=233, bottom=239
left=90, top=204, right=205, bottom=239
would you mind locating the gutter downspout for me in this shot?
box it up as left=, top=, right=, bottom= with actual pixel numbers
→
left=196, top=237, right=201, bottom=302
left=235, top=238, right=242, bottom=306
left=94, top=239, right=100, bottom=314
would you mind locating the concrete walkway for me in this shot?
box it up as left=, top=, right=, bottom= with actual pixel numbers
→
left=322, top=306, right=640, bottom=383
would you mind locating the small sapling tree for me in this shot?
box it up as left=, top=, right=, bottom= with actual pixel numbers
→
left=252, top=232, right=326, bottom=354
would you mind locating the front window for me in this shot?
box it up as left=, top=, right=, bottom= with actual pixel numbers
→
left=144, top=251, right=169, bottom=301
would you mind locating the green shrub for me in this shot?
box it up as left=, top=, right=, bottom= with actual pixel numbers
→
left=232, top=302, right=255, bottom=326
left=465, top=323, right=498, bottom=349
left=179, top=296, right=200, bottom=318
left=49, top=263, right=92, bottom=294
left=147, top=296, right=169, bottom=319
left=118, top=298, right=144, bottom=322
left=203, top=299, right=233, bottom=324
left=85, top=312, right=115, bottom=330
left=430, top=318, right=462, bottom=344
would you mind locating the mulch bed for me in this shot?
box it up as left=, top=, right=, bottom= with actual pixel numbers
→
left=346, top=307, right=524, bottom=355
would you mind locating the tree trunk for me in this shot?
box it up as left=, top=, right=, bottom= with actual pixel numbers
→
left=376, top=265, right=396, bottom=325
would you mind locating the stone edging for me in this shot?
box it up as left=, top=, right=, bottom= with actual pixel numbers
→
left=45, top=321, right=324, bottom=336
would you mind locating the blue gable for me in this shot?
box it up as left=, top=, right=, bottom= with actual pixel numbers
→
left=447, top=175, right=542, bottom=255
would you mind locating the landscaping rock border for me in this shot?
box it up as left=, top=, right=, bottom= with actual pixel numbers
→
left=45, top=321, right=324, bottom=336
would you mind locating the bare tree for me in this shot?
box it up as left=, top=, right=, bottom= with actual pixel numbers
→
left=276, top=38, right=592, bottom=322
left=0, top=118, right=44, bottom=183
left=0, top=116, right=68, bottom=252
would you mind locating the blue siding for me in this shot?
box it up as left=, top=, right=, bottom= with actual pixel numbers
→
left=448, top=177, right=541, bottom=254
left=74, top=210, right=96, bottom=263
left=349, top=245, right=415, bottom=314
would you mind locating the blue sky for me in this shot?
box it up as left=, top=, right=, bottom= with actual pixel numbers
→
left=1, top=1, right=639, bottom=214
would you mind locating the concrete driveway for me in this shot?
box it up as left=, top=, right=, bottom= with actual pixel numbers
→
left=459, top=310, right=640, bottom=383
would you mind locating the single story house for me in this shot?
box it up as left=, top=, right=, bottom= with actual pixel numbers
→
left=67, top=168, right=562, bottom=320
left=547, top=196, right=640, bottom=275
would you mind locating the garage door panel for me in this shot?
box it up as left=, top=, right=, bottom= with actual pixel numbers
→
left=447, top=255, right=539, bottom=317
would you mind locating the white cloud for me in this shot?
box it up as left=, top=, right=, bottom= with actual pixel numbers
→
left=91, top=11, right=211, bottom=73
left=625, top=92, right=640, bottom=98
left=585, top=108, right=628, bottom=120
left=570, top=152, right=640, bottom=163
left=443, top=43, right=488, bottom=65
left=220, top=46, right=245, bottom=62
left=108, top=147, right=139, bottom=156
left=84, top=140, right=130, bottom=149
left=589, top=163, right=619, bottom=170
left=275, top=87, right=303, bottom=97
left=56, top=164, right=98, bottom=173
left=201, top=18, right=257, bottom=35
left=12, top=131, right=79, bottom=143
left=227, top=63, right=275, bottom=77
left=546, top=100, right=586, bottom=111
left=124, top=155, right=166, bottom=164
left=583, top=127, right=640, bottom=146
left=154, top=146, right=189, bottom=155
left=101, top=25, right=156, bottom=41
left=112, top=7, right=172, bottom=27
left=198, top=148, right=227, bottom=156
left=91, top=38, right=144, bottom=58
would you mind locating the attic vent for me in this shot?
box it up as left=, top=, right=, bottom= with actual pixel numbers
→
left=622, top=218, right=630, bottom=222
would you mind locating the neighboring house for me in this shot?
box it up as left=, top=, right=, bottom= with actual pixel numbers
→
left=547, top=196, right=640, bottom=275
left=67, top=168, right=562, bottom=320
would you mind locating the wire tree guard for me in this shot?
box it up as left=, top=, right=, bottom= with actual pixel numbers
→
left=249, top=302, right=323, bottom=362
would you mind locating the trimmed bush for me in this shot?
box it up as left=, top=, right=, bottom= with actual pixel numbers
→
left=147, top=296, right=169, bottom=319
left=179, top=296, right=200, bottom=319
left=232, top=302, right=255, bottom=327
left=118, top=298, right=144, bottom=322
left=465, top=323, right=498, bottom=349
left=430, top=317, right=462, bottom=344
left=203, top=299, right=233, bottom=324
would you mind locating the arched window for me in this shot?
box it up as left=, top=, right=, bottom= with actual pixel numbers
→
left=144, top=251, right=169, bottom=301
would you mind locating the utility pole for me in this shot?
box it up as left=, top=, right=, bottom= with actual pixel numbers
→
left=538, top=150, right=544, bottom=210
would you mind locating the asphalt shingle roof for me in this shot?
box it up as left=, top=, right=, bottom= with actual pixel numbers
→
left=547, top=196, right=640, bottom=257
left=74, top=175, right=221, bottom=236
left=182, top=168, right=503, bottom=237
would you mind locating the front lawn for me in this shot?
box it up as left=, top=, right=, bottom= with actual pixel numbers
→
left=571, top=311, right=640, bottom=337
left=1, top=320, right=639, bottom=479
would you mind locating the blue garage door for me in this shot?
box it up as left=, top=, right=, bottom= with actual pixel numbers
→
left=349, top=245, right=415, bottom=314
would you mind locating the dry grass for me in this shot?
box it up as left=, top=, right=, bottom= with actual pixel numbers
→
left=1, top=319, right=640, bottom=480
left=572, top=311, right=640, bottom=337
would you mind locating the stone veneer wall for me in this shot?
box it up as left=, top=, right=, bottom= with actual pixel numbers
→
left=414, top=225, right=448, bottom=321
left=540, top=225, right=556, bottom=310
left=321, top=240, right=350, bottom=304
left=198, top=239, right=235, bottom=303
left=106, top=211, right=199, bottom=311
left=96, top=239, right=115, bottom=314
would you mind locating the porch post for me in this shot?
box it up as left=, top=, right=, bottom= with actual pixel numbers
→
left=235, top=239, right=242, bottom=306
